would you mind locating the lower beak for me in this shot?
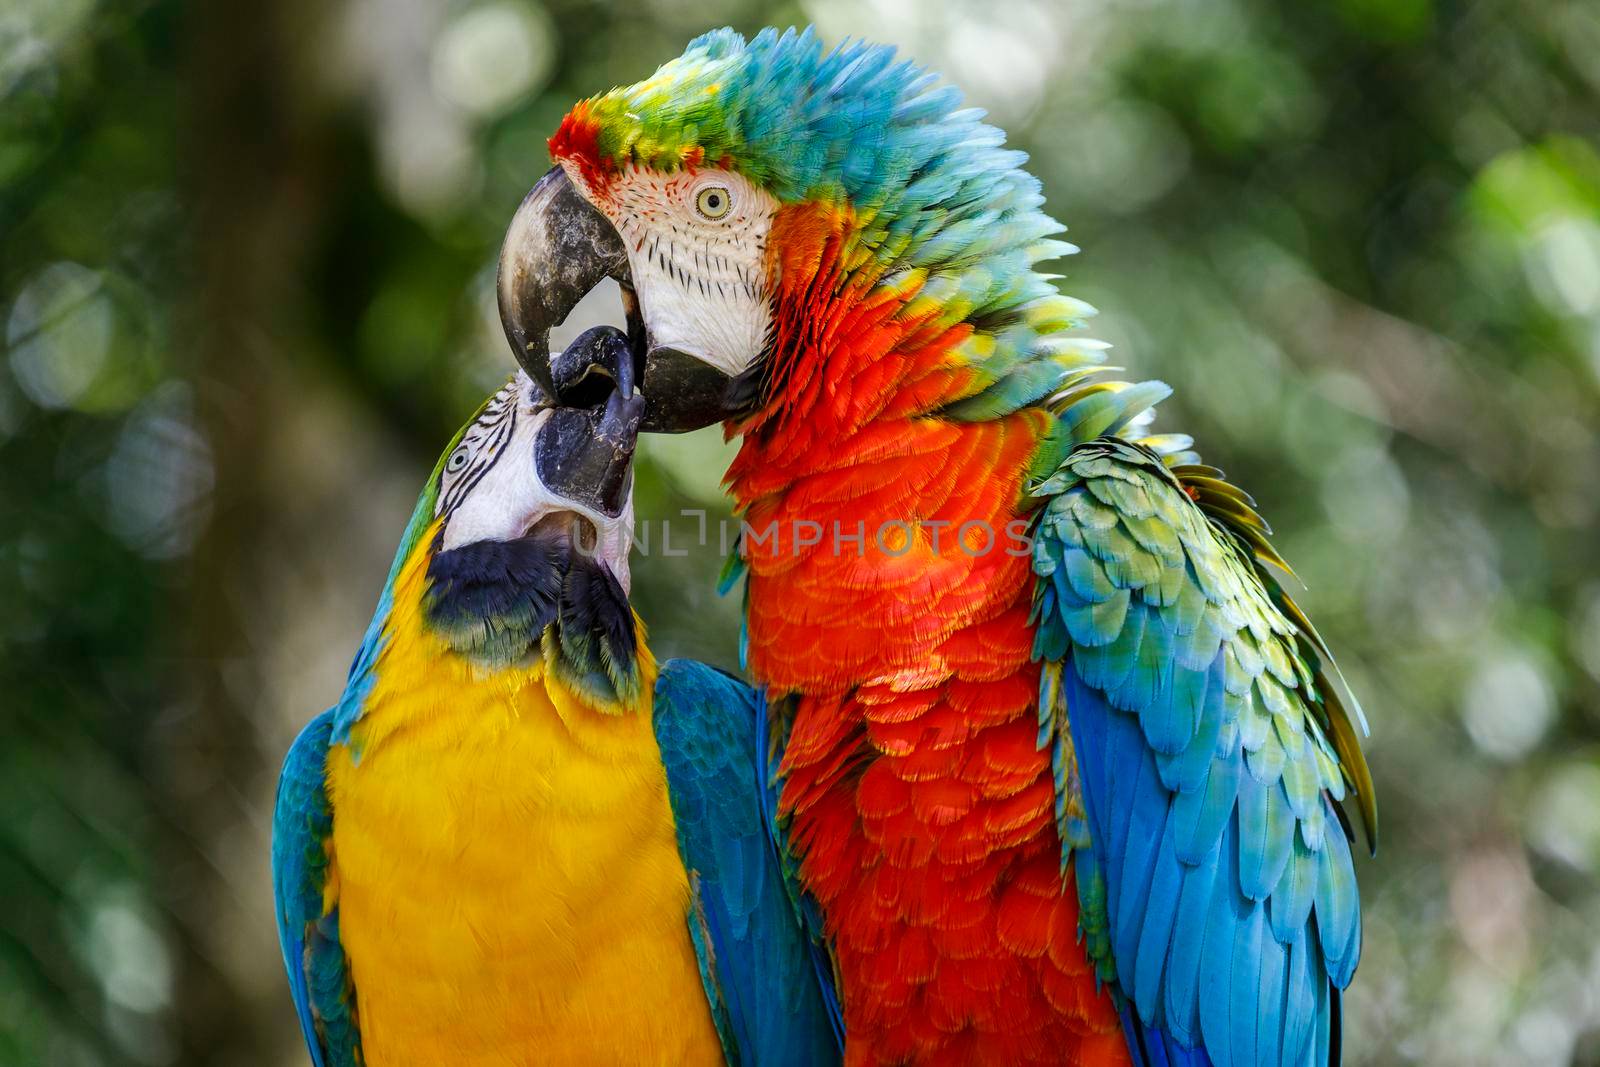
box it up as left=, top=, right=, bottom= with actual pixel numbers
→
left=534, top=388, right=644, bottom=519
left=637, top=346, right=760, bottom=434
left=498, top=167, right=757, bottom=433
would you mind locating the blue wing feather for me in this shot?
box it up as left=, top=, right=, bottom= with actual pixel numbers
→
left=1121, top=1001, right=1215, bottom=1067
left=653, top=659, right=843, bottom=1067
left=271, top=709, right=361, bottom=1067
left=1032, top=439, right=1370, bottom=1066
left=752, top=687, right=847, bottom=1044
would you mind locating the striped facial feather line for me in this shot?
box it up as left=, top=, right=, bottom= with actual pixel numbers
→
left=436, top=379, right=517, bottom=518
left=636, top=228, right=766, bottom=303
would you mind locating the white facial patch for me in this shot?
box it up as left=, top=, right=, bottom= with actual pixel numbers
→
left=435, top=372, right=635, bottom=590
left=566, top=162, right=778, bottom=378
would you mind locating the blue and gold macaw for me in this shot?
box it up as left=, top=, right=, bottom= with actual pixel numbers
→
left=271, top=365, right=840, bottom=1066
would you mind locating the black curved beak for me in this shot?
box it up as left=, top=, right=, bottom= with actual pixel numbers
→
left=534, top=387, right=644, bottom=519
left=497, top=167, right=757, bottom=433
left=498, top=167, right=630, bottom=401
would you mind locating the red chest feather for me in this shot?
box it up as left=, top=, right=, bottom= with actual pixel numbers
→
left=735, top=410, right=1129, bottom=1065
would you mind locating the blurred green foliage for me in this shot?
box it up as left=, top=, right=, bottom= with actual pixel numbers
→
left=2, top=0, right=1598, bottom=1064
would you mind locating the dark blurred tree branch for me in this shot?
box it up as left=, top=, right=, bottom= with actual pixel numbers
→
left=174, top=0, right=331, bottom=1061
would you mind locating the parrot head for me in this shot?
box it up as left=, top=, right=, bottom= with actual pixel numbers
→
left=498, top=27, right=1084, bottom=435
left=376, top=368, right=647, bottom=703
left=423, top=369, right=639, bottom=577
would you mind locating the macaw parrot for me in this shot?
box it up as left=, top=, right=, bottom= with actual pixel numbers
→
left=271, top=365, right=842, bottom=1066
left=495, top=26, right=1376, bottom=1067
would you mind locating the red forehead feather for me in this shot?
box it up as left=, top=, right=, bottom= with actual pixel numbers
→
left=549, top=104, right=723, bottom=194
left=547, top=103, right=613, bottom=195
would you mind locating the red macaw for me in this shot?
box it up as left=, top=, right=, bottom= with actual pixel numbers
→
left=498, top=27, right=1374, bottom=1067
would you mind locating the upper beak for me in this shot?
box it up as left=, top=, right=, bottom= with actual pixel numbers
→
left=498, top=167, right=630, bottom=401
left=498, top=167, right=756, bottom=433
left=534, top=387, right=644, bottom=519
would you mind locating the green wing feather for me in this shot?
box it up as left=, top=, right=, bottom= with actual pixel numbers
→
left=1031, top=434, right=1374, bottom=1065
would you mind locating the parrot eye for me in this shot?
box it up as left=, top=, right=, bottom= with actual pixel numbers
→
left=694, top=185, right=732, bottom=220
left=446, top=448, right=470, bottom=472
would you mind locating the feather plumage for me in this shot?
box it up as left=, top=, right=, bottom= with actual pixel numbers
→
left=654, top=660, right=844, bottom=1066
left=272, top=710, right=361, bottom=1067
left=550, top=26, right=1372, bottom=1065
left=272, top=386, right=839, bottom=1066
left=1032, top=439, right=1371, bottom=1066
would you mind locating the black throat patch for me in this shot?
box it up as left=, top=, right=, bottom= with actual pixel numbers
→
left=422, top=531, right=640, bottom=704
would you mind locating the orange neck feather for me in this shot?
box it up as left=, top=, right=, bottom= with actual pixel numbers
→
left=726, top=200, right=1052, bottom=697
left=723, top=202, right=1126, bottom=1063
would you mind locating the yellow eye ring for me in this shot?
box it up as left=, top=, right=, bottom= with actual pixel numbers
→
left=694, top=185, right=733, bottom=220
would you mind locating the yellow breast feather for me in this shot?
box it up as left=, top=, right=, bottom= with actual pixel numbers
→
left=324, top=533, right=722, bottom=1066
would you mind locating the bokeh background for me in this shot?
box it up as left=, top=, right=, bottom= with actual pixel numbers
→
left=4, top=0, right=1599, bottom=1063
